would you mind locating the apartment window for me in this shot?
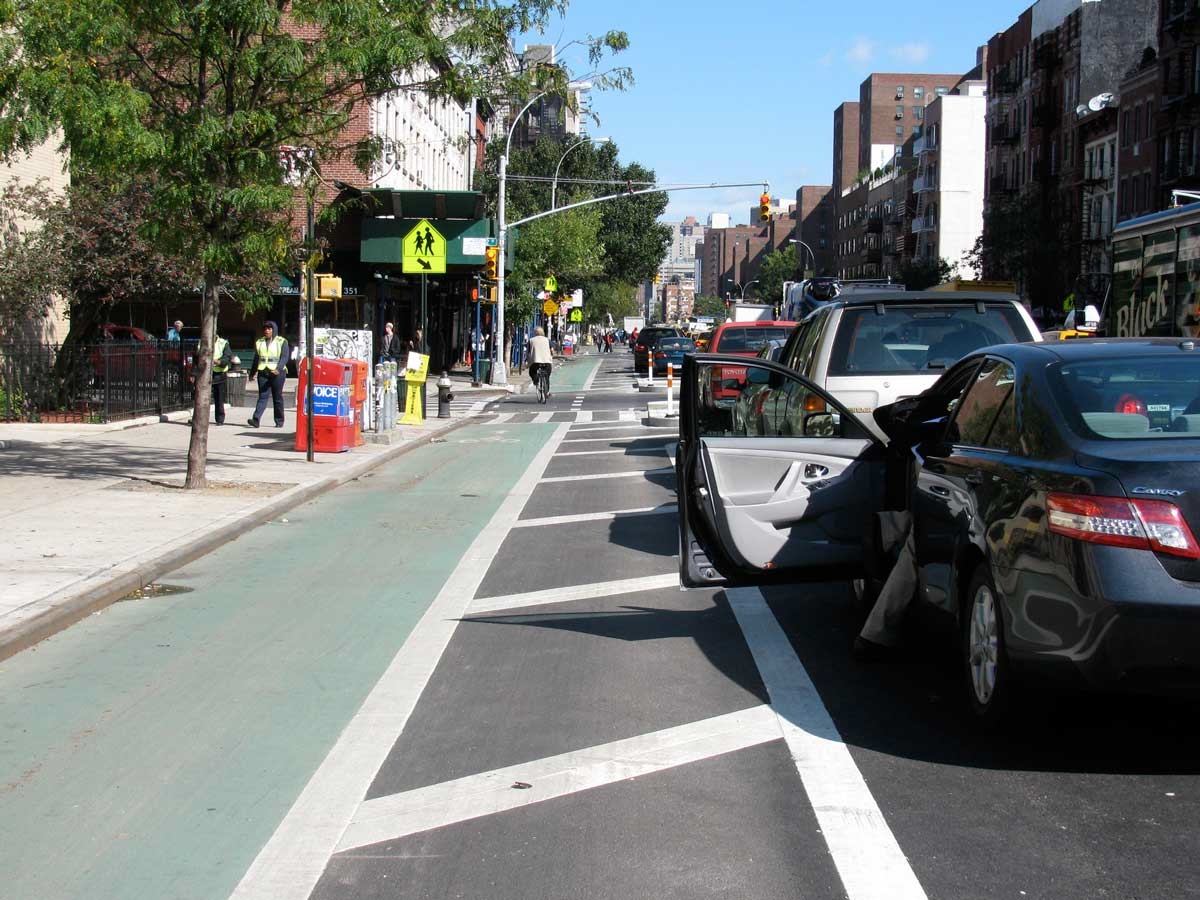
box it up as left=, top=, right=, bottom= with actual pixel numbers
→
left=896, top=106, right=904, bottom=119
left=896, top=125, right=904, bottom=137
left=895, top=144, right=904, bottom=158
left=913, top=106, right=923, bottom=121
left=936, top=86, right=949, bottom=97
left=1135, top=105, right=1142, bottom=142
left=913, top=125, right=922, bottom=137
left=914, top=86, right=925, bottom=101
left=1143, top=171, right=1152, bottom=211
left=896, top=85, right=905, bottom=99
left=1122, top=110, right=1131, bottom=147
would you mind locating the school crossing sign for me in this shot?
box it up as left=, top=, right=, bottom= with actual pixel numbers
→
left=401, top=219, right=447, bottom=274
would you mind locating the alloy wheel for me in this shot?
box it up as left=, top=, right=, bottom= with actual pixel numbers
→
left=968, top=583, right=999, bottom=705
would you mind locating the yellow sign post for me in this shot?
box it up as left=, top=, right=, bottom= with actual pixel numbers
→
left=543, top=299, right=560, bottom=316
left=400, top=352, right=431, bottom=425
left=401, top=219, right=447, bottom=274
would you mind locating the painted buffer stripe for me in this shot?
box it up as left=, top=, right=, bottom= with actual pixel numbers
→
left=727, top=587, right=928, bottom=900
left=467, top=573, right=682, bottom=615
left=334, top=705, right=780, bottom=851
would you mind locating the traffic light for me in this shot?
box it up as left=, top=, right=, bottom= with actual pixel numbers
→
left=759, top=192, right=771, bottom=222
left=483, top=246, right=499, bottom=281
left=314, top=273, right=342, bottom=301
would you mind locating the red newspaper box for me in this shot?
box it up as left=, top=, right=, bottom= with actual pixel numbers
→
left=295, top=357, right=354, bottom=453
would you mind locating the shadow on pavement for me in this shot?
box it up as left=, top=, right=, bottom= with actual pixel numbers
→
left=0, top=441, right=254, bottom=482
left=759, top=582, right=1200, bottom=776
left=607, top=513, right=678, bottom=558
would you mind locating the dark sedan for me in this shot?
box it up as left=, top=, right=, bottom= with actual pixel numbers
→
left=676, top=339, right=1200, bottom=724
left=633, top=327, right=683, bottom=374
left=652, top=336, right=696, bottom=375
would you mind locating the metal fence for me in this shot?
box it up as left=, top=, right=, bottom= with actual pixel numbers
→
left=0, top=340, right=197, bottom=423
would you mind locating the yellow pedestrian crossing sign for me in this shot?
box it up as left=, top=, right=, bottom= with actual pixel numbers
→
left=402, top=219, right=447, bottom=274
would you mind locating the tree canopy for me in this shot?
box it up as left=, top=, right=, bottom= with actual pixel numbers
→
left=0, top=0, right=628, bottom=485
left=755, top=246, right=798, bottom=308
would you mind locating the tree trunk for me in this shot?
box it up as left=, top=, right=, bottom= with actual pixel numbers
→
left=184, top=272, right=219, bottom=489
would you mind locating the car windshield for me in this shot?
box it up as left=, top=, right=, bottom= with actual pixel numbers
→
left=1054, top=355, right=1200, bottom=439
left=713, top=326, right=791, bottom=352
left=829, top=304, right=1030, bottom=375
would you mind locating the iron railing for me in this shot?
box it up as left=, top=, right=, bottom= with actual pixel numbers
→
left=0, top=340, right=197, bottom=423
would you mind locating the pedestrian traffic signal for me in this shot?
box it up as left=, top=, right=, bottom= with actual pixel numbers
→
left=759, top=193, right=771, bottom=222
left=484, top=246, right=499, bottom=281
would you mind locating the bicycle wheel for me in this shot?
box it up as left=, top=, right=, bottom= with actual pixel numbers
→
left=538, top=374, right=549, bottom=403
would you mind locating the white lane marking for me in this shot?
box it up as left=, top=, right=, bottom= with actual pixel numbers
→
left=512, top=504, right=676, bottom=529
left=533, top=412, right=554, bottom=424
left=562, top=436, right=651, bottom=444
left=566, top=424, right=675, bottom=434
left=727, top=587, right=928, bottom=900
left=663, top=442, right=677, bottom=468
left=467, top=573, right=682, bottom=615
left=554, top=448, right=632, bottom=457
left=539, top=466, right=672, bottom=484
left=229, top=423, right=574, bottom=900
left=618, top=410, right=637, bottom=421
left=335, top=706, right=781, bottom=851
left=581, top=361, right=601, bottom=392
left=575, top=410, right=593, bottom=424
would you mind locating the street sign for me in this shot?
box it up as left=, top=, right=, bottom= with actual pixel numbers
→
left=544, top=275, right=558, bottom=292
left=543, top=299, right=560, bottom=316
left=402, top=219, right=447, bottom=274
left=569, top=308, right=582, bottom=322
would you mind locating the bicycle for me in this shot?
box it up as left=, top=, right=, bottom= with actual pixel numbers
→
left=536, top=366, right=550, bottom=404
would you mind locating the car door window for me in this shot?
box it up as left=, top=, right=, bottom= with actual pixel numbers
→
left=787, top=311, right=826, bottom=374
left=946, top=358, right=1016, bottom=448
left=694, top=359, right=870, bottom=440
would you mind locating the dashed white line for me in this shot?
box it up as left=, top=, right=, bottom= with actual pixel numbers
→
left=727, top=587, right=929, bottom=900
left=466, top=573, right=683, bottom=615
left=554, top=448, right=633, bottom=457
left=334, top=706, right=781, bottom=851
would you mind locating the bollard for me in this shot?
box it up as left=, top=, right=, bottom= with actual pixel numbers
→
left=647, top=357, right=654, bottom=386
left=666, top=363, right=674, bottom=417
left=436, top=371, right=454, bottom=418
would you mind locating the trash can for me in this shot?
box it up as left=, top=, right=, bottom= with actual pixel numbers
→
left=225, top=371, right=248, bottom=407
left=477, top=359, right=492, bottom=384
left=295, top=357, right=354, bottom=453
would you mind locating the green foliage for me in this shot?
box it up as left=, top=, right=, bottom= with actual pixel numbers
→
left=969, top=194, right=1072, bottom=308
left=0, top=180, right=67, bottom=335
left=693, top=294, right=727, bottom=318
left=578, top=279, right=638, bottom=325
left=756, top=246, right=798, bottom=308
left=900, top=257, right=955, bottom=291
left=507, top=209, right=604, bottom=323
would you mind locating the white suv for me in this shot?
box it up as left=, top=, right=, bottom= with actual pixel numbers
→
left=775, top=291, right=1041, bottom=438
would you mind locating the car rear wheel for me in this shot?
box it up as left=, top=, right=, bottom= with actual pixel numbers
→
left=961, top=563, right=1014, bottom=728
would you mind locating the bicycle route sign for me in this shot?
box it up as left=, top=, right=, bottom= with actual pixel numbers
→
left=402, top=219, right=447, bottom=274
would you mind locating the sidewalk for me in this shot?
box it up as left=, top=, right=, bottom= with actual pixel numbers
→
left=0, top=376, right=516, bottom=662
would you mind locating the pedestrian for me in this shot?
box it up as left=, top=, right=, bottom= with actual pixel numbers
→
left=629, top=327, right=639, bottom=351
left=209, top=330, right=233, bottom=425
left=246, top=320, right=290, bottom=428
left=379, top=322, right=401, bottom=364
left=407, top=327, right=424, bottom=354
left=604, top=331, right=614, bottom=353
left=167, top=319, right=184, bottom=342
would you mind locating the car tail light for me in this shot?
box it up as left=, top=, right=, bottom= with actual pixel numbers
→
left=1114, top=393, right=1147, bottom=415
left=1047, top=493, right=1200, bottom=559
left=655, top=351, right=666, bottom=358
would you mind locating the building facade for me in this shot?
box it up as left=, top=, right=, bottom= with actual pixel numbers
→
left=794, top=186, right=834, bottom=275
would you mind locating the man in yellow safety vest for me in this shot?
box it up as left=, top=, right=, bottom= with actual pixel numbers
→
left=246, top=320, right=290, bottom=428
left=210, top=331, right=233, bottom=425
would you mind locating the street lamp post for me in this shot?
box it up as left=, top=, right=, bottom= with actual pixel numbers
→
left=495, top=80, right=592, bottom=386
left=552, top=136, right=610, bottom=209
left=789, top=238, right=815, bottom=276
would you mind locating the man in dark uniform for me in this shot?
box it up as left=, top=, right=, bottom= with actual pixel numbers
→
left=246, top=320, right=289, bottom=428
left=210, top=330, right=233, bottom=425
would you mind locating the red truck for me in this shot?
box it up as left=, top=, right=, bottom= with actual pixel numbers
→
left=705, top=321, right=794, bottom=405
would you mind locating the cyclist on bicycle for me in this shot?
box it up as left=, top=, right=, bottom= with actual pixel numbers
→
left=528, top=326, right=553, bottom=398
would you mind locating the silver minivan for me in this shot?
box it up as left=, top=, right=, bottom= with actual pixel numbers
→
left=775, top=291, right=1042, bottom=438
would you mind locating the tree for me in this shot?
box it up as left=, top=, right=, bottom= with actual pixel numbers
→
left=900, top=257, right=954, bottom=291
left=693, top=294, right=727, bottom=319
left=0, top=180, right=67, bottom=339
left=0, top=1, right=627, bottom=487
left=756, top=246, right=798, bottom=309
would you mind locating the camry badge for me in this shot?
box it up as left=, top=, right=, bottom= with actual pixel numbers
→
left=1132, top=487, right=1186, bottom=497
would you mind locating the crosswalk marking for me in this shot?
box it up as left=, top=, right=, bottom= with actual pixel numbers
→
left=511, top=504, right=676, bottom=529
left=466, top=573, right=683, bottom=615
left=539, top=466, right=672, bottom=484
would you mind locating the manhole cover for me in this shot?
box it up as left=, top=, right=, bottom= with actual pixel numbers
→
left=118, top=583, right=194, bottom=602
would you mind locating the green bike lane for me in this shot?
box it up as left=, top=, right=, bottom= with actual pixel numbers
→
left=0, top=362, right=599, bottom=900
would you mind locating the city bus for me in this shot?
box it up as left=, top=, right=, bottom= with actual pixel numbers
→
left=1108, top=200, right=1200, bottom=338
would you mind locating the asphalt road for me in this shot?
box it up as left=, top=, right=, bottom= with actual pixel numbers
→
left=2, top=346, right=1198, bottom=899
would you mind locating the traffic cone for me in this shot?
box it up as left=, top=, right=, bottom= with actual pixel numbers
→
left=466, top=349, right=473, bottom=368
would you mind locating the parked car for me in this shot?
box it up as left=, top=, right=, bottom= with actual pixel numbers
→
left=633, top=326, right=683, bottom=374
left=773, top=291, right=1041, bottom=438
left=677, top=339, right=1200, bottom=724
left=704, top=320, right=793, bottom=405
left=652, top=336, right=696, bottom=375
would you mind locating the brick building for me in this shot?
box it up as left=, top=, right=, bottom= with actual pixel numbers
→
left=1154, top=0, right=1200, bottom=208
left=794, top=186, right=834, bottom=275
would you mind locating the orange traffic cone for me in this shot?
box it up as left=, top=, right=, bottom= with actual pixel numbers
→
left=466, top=349, right=473, bottom=368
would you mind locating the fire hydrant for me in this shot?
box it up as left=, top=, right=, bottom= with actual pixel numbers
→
left=437, top=371, right=454, bottom=418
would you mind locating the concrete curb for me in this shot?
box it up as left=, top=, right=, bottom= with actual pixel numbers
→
left=0, top=415, right=476, bottom=663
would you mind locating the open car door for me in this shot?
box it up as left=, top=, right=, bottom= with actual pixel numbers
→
left=678, top=353, right=887, bottom=588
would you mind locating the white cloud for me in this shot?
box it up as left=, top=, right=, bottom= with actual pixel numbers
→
left=845, top=37, right=875, bottom=64
left=818, top=50, right=836, bottom=67
left=889, top=42, right=931, bottom=65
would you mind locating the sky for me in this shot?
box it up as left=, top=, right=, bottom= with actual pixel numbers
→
left=518, top=0, right=1030, bottom=226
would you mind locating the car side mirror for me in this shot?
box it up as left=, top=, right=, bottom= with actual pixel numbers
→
left=803, top=412, right=836, bottom=437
